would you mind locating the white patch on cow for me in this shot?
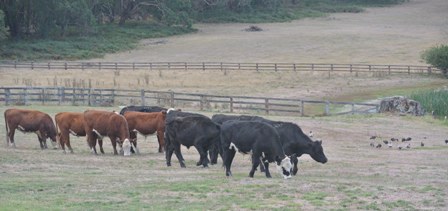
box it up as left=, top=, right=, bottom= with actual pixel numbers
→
left=122, top=139, right=131, bottom=156
left=167, top=108, right=176, bottom=113
left=92, top=129, right=104, bottom=139
left=69, top=129, right=78, bottom=136
left=17, top=125, right=27, bottom=133
left=276, top=157, right=292, bottom=179
left=229, top=142, right=239, bottom=151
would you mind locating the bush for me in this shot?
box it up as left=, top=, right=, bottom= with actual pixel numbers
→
left=422, top=45, right=448, bottom=78
left=0, top=10, right=7, bottom=40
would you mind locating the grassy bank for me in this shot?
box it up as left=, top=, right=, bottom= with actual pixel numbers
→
left=0, top=23, right=196, bottom=61
left=410, top=89, right=448, bottom=117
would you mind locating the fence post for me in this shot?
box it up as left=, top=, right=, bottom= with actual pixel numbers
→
left=368, top=65, right=371, bottom=72
left=41, top=88, right=45, bottom=105
left=311, top=64, right=314, bottom=72
left=230, top=97, right=234, bottom=113
left=427, top=67, right=432, bottom=75
left=72, top=88, right=76, bottom=105
left=132, top=62, right=135, bottom=71
left=256, top=63, right=259, bottom=72
left=202, top=62, right=205, bottom=71
left=293, top=63, right=296, bottom=72
left=58, top=87, right=64, bottom=105
left=274, top=64, right=278, bottom=72
left=31, top=62, right=34, bottom=70
left=88, top=89, right=92, bottom=106
left=24, top=87, right=28, bottom=105
left=111, top=89, right=115, bottom=105
left=184, top=62, right=187, bottom=71
left=99, top=62, right=101, bottom=70
left=64, top=62, right=67, bottom=70
left=300, top=101, right=304, bottom=117
left=81, top=63, right=84, bottom=71
left=14, top=61, right=17, bottom=69
left=140, top=89, right=145, bottom=106
left=265, top=98, right=269, bottom=115
left=48, top=62, right=50, bottom=70
left=170, top=92, right=175, bottom=108
left=5, top=88, right=10, bottom=106
left=329, top=64, right=333, bottom=78
left=350, top=64, right=353, bottom=73
left=115, top=62, right=118, bottom=70
left=351, top=103, right=355, bottom=115
left=324, top=101, right=330, bottom=116
left=200, top=95, right=204, bottom=111
left=149, top=63, right=152, bottom=71
left=388, top=65, right=391, bottom=75
left=408, top=66, right=411, bottom=75
left=220, top=62, right=223, bottom=72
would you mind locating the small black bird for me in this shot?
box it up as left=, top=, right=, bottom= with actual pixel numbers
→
left=370, top=136, right=377, bottom=140
left=391, top=138, right=397, bottom=142
left=383, top=140, right=389, bottom=145
left=406, top=137, right=412, bottom=141
left=376, top=144, right=382, bottom=148
left=406, top=143, right=411, bottom=149
left=401, top=138, right=406, bottom=142
left=421, top=142, right=424, bottom=147
left=398, top=146, right=403, bottom=150
left=445, top=140, right=448, bottom=144
left=370, top=143, right=375, bottom=147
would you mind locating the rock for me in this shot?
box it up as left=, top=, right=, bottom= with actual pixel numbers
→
left=379, top=96, right=425, bottom=116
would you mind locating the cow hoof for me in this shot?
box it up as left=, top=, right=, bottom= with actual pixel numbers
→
left=196, top=162, right=202, bottom=166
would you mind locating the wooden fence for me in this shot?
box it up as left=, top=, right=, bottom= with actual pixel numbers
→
left=0, top=61, right=441, bottom=75
left=0, top=86, right=379, bottom=116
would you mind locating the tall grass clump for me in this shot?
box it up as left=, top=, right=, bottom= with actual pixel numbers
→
left=409, top=89, right=448, bottom=117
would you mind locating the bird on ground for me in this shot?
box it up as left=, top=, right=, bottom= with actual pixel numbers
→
left=383, top=140, right=389, bottom=145
left=445, top=140, right=448, bottom=144
left=376, top=144, right=382, bottom=148
left=420, top=142, right=424, bottom=147
left=370, top=143, right=375, bottom=147
left=370, top=135, right=377, bottom=140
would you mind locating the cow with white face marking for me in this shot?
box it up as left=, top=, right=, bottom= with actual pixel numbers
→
left=220, top=120, right=292, bottom=179
left=4, top=108, right=57, bottom=149
left=83, top=110, right=132, bottom=155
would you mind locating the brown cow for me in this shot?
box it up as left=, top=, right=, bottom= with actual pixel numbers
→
left=4, top=108, right=57, bottom=149
left=55, top=112, right=87, bottom=154
left=83, top=110, right=131, bottom=155
left=124, top=110, right=167, bottom=153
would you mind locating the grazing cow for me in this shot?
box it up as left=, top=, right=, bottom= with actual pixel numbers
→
left=211, top=114, right=265, bottom=125
left=55, top=112, right=86, bottom=153
left=220, top=121, right=292, bottom=179
left=83, top=110, right=132, bottom=156
left=212, top=114, right=328, bottom=175
left=165, top=115, right=220, bottom=168
left=4, top=108, right=57, bottom=149
left=124, top=111, right=167, bottom=153
left=119, top=105, right=167, bottom=115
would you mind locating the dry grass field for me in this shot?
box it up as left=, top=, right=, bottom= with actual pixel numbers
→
left=1, top=0, right=448, bottom=210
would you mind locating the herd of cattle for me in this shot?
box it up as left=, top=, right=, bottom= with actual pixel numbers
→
left=4, top=106, right=328, bottom=179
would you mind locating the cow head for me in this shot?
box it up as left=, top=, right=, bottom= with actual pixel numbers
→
left=122, top=138, right=132, bottom=156
left=309, top=140, right=328, bottom=164
left=276, top=156, right=292, bottom=179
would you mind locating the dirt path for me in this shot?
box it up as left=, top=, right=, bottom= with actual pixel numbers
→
left=89, top=0, right=448, bottom=65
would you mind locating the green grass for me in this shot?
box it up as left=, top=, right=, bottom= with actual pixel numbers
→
left=409, top=89, right=448, bottom=117
left=0, top=22, right=196, bottom=61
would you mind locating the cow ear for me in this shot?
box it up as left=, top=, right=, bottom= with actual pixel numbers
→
left=161, top=110, right=167, bottom=115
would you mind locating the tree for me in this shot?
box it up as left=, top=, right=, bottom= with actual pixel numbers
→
left=422, top=45, right=448, bottom=78
left=0, top=10, right=7, bottom=39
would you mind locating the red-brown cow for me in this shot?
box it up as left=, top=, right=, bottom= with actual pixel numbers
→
left=124, top=110, right=167, bottom=153
left=83, top=110, right=131, bottom=155
left=4, top=108, right=57, bottom=149
left=55, top=112, right=86, bottom=154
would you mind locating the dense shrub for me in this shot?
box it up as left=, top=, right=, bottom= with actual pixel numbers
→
left=422, top=45, right=448, bottom=78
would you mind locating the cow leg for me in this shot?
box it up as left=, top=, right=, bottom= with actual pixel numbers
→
left=165, top=144, right=175, bottom=167
left=98, top=138, right=104, bottom=154
left=58, top=132, right=66, bottom=153
left=195, top=145, right=209, bottom=168
left=173, top=144, right=186, bottom=168
left=130, top=132, right=137, bottom=154
left=65, top=137, right=74, bottom=154
left=110, top=136, right=119, bottom=155
left=263, top=161, right=272, bottom=178
left=87, top=133, right=98, bottom=155
left=223, top=149, right=236, bottom=177
left=156, top=130, right=165, bottom=153
left=249, top=153, right=262, bottom=178
left=291, top=156, right=299, bottom=176
left=7, top=128, right=16, bottom=148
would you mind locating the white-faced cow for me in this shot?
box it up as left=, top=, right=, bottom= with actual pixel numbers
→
left=220, top=120, right=292, bottom=179
left=119, top=105, right=167, bottom=115
left=123, top=111, right=167, bottom=153
left=83, top=110, right=132, bottom=156
left=165, top=115, right=220, bottom=168
left=55, top=112, right=86, bottom=153
left=212, top=114, right=328, bottom=176
left=4, top=108, right=57, bottom=149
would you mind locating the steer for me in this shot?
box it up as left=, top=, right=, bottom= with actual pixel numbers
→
left=119, top=105, right=167, bottom=115
left=4, top=108, right=57, bottom=149
left=220, top=120, right=292, bottom=179
left=124, top=111, right=167, bottom=153
left=212, top=114, right=328, bottom=175
left=165, top=115, right=220, bottom=168
left=55, top=112, right=86, bottom=153
left=83, top=110, right=132, bottom=156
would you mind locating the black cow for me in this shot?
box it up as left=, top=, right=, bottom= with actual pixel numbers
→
left=220, top=120, right=292, bottom=179
left=212, top=114, right=328, bottom=175
left=165, top=115, right=220, bottom=168
left=119, top=105, right=166, bottom=115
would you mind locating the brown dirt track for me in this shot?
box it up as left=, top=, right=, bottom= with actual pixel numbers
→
left=0, top=0, right=448, bottom=210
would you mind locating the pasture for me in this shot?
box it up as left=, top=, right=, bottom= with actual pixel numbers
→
left=1, top=105, right=447, bottom=210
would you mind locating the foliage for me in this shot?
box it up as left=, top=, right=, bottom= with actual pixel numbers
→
left=409, top=89, right=448, bottom=118
left=422, top=45, right=448, bottom=78
left=0, top=10, right=7, bottom=39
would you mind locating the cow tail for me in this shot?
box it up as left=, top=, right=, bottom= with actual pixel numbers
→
left=4, top=111, right=9, bottom=146
left=55, top=118, right=61, bottom=147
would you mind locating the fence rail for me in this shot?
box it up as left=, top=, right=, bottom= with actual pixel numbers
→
left=0, top=61, right=441, bottom=75
left=0, top=86, right=379, bottom=116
